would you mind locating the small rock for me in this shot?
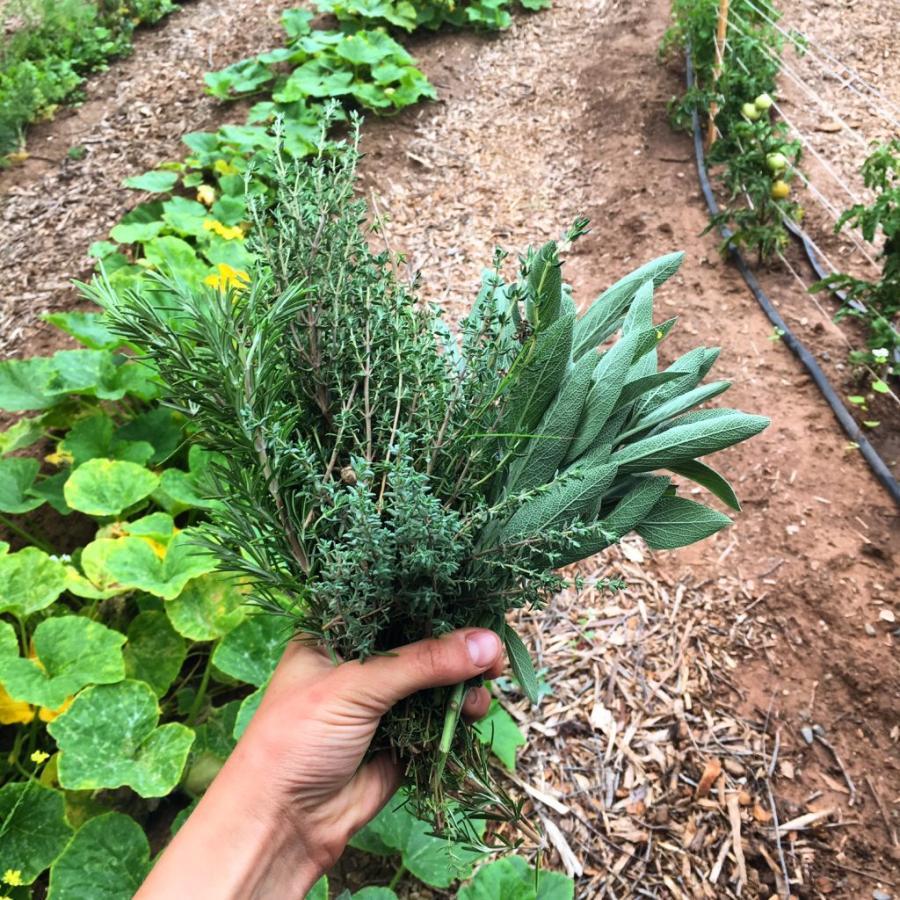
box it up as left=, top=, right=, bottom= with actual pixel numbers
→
left=865, top=623, right=877, bottom=636
left=878, top=609, right=895, bottom=623
left=801, top=726, right=815, bottom=745
left=872, top=890, right=892, bottom=900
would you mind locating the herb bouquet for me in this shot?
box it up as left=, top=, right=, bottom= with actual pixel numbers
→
left=97, top=122, right=767, bottom=839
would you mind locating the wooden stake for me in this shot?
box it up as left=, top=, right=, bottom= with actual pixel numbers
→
left=706, top=0, right=730, bottom=149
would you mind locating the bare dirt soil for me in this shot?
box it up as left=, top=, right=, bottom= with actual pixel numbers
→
left=2, top=0, right=898, bottom=895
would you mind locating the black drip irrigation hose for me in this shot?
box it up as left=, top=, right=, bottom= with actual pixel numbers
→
left=684, top=50, right=900, bottom=506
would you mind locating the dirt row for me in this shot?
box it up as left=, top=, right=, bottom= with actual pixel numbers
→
left=2, top=0, right=898, bottom=894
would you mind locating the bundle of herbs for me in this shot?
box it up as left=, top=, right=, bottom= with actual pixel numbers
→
left=96, top=119, right=768, bottom=840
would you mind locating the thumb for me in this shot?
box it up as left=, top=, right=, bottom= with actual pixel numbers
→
left=333, top=628, right=502, bottom=714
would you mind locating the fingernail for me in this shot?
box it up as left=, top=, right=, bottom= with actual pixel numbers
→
left=466, top=631, right=499, bottom=667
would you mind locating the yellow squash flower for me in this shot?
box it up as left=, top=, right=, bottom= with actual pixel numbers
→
left=44, top=447, right=74, bottom=467
left=0, top=684, right=34, bottom=725
left=213, top=158, right=239, bottom=176
left=202, top=218, right=244, bottom=241
left=30, top=750, right=49, bottom=765
left=196, top=184, right=216, bottom=206
left=204, top=263, right=251, bottom=293
left=2, top=871, right=22, bottom=887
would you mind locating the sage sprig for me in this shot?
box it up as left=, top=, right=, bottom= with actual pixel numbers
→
left=96, top=120, right=768, bottom=839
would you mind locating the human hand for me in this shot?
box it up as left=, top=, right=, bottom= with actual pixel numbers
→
left=136, top=628, right=505, bottom=900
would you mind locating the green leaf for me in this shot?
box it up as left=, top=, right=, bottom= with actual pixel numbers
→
left=27, top=470, right=72, bottom=515
left=232, top=683, right=265, bottom=740
left=0, top=415, right=46, bottom=455
left=350, top=795, right=485, bottom=887
left=80, top=530, right=218, bottom=601
left=473, top=700, right=525, bottom=770
left=563, top=333, right=637, bottom=464
left=872, top=379, right=889, bottom=394
left=0, top=356, right=57, bottom=411
left=110, top=220, right=165, bottom=244
left=669, top=459, right=740, bottom=511
left=60, top=413, right=154, bottom=467
left=502, top=463, right=618, bottom=540
left=162, top=196, right=209, bottom=237
left=0, top=547, right=67, bottom=618
left=502, top=313, right=574, bottom=437
left=527, top=242, right=562, bottom=329
left=212, top=612, right=287, bottom=687
left=506, top=350, right=595, bottom=494
left=116, top=406, right=185, bottom=465
left=0, top=617, right=125, bottom=709
left=636, top=496, right=732, bottom=549
left=47, top=812, right=150, bottom=900
left=501, top=624, right=539, bottom=705
left=123, top=170, right=179, bottom=193
left=154, top=445, right=222, bottom=513
left=64, top=458, right=160, bottom=516
left=306, top=875, right=329, bottom=900
left=165, top=572, right=247, bottom=640
left=459, top=856, right=574, bottom=900
left=41, top=312, right=123, bottom=351
left=610, top=413, right=769, bottom=474
left=618, top=380, right=730, bottom=442
left=123, top=611, right=186, bottom=697
left=48, top=680, right=195, bottom=797
left=142, top=236, right=208, bottom=287
left=352, top=889, right=398, bottom=899
left=600, top=475, right=671, bottom=539
left=573, top=252, right=684, bottom=358
left=612, top=371, right=685, bottom=413
left=0, top=456, right=43, bottom=513
left=0, top=782, right=74, bottom=884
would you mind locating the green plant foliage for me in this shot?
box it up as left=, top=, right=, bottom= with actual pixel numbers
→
left=0, top=546, right=68, bottom=618
left=459, top=855, right=574, bottom=899
left=0, top=0, right=181, bottom=158
left=123, top=610, right=186, bottom=697
left=812, top=139, right=900, bottom=359
left=211, top=612, right=288, bottom=687
left=0, top=616, right=125, bottom=708
left=47, top=812, right=151, bottom=899
left=473, top=700, right=526, bottom=770
left=0, top=781, right=73, bottom=884
left=48, top=680, right=195, bottom=796
left=164, top=572, right=247, bottom=640
left=64, top=458, right=160, bottom=516
left=101, top=126, right=767, bottom=838
left=350, top=794, right=486, bottom=887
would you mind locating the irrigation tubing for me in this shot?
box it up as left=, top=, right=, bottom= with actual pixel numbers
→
left=684, top=49, right=900, bottom=506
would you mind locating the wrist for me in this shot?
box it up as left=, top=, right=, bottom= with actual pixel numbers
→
left=138, top=738, right=323, bottom=899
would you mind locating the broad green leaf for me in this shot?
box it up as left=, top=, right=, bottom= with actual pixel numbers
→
left=60, top=413, right=154, bottom=467
left=123, top=170, right=179, bottom=193
left=0, top=456, right=43, bottom=513
left=610, top=413, right=769, bottom=474
left=232, top=683, right=265, bottom=740
left=563, top=332, right=637, bottom=464
left=154, top=446, right=222, bottom=514
left=473, top=700, right=526, bottom=770
left=48, top=680, right=195, bottom=797
left=116, top=406, right=185, bottom=465
left=669, top=459, right=740, bottom=511
left=0, top=617, right=125, bottom=709
left=124, top=611, right=186, bottom=697
left=0, top=356, right=57, bottom=410
left=502, top=464, right=618, bottom=540
left=47, top=812, right=150, bottom=900
left=189, top=700, right=240, bottom=776
left=64, top=458, right=159, bottom=516
left=0, top=547, right=67, bottom=618
left=459, top=856, right=574, bottom=900
left=501, top=313, right=574, bottom=437
left=502, top=623, right=539, bottom=705
left=0, top=782, right=73, bottom=884
left=0, top=414, right=46, bottom=454
left=162, top=196, right=209, bottom=237
left=611, top=371, right=685, bottom=413
left=636, top=496, right=731, bottom=549
left=505, top=350, right=596, bottom=494
left=212, top=613, right=287, bottom=687
left=42, top=312, right=123, bottom=351
left=352, top=890, right=398, bottom=900
left=165, top=572, right=247, bottom=640
left=306, top=876, right=329, bottom=900
left=80, top=530, right=218, bottom=601
left=28, top=470, right=72, bottom=515
left=110, top=220, right=165, bottom=244
left=573, top=252, right=684, bottom=358
left=350, top=795, right=485, bottom=888
left=600, top=476, right=671, bottom=539
left=142, top=236, right=208, bottom=287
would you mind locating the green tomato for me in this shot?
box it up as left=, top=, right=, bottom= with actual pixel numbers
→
left=755, top=93, right=774, bottom=111
left=741, top=102, right=761, bottom=121
left=766, top=152, right=788, bottom=172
